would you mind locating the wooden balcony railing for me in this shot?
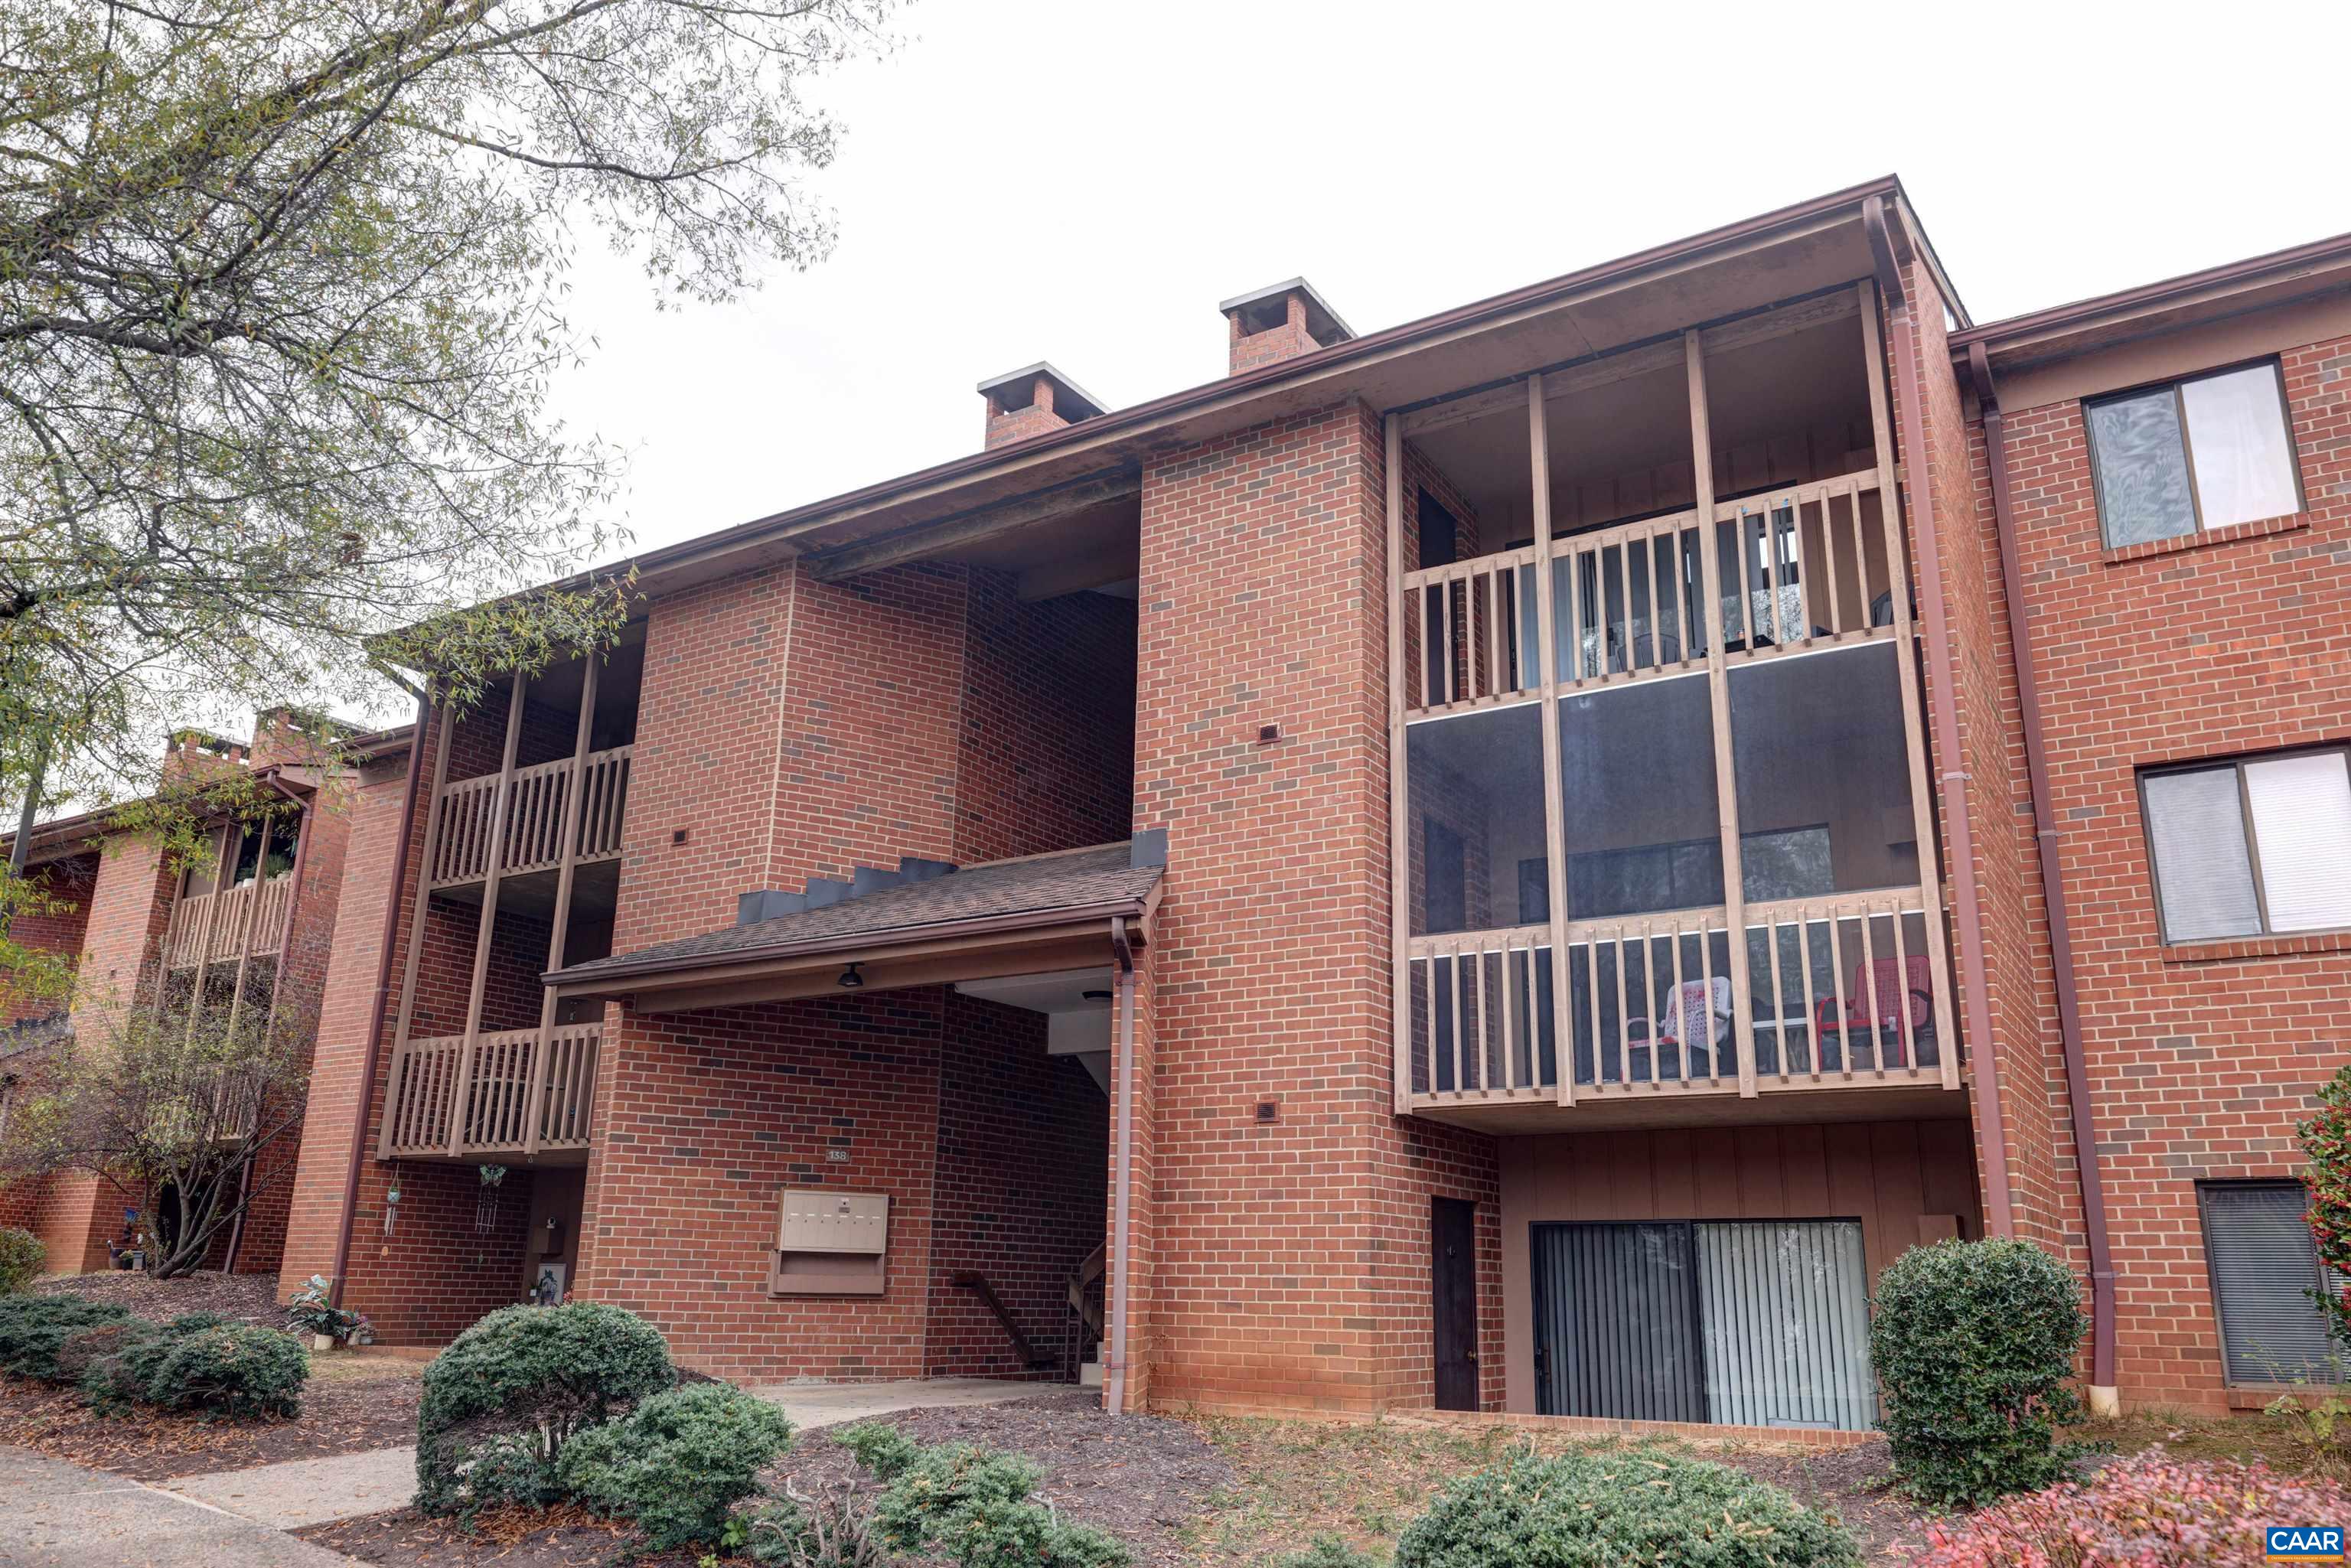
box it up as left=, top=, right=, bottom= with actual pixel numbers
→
left=164, top=875, right=295, bottom=971
left=381, top=1022, right=601, bottom=1160
left=1404, top=885, right=1959, bottom=1116
left=427, top=745, right=631, bottom=889
left=1401, top=468, right=1891, bottom=720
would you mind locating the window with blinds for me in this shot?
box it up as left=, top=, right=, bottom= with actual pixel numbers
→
left=2140, top=748, right=2351, bottom=944
left=2086, top=360, right=2302, bottom=548
left=2198, top=1182, right=2340, bottom=1385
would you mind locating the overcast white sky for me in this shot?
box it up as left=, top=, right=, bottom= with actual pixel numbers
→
left=543, top=0, right=2348, bottom=565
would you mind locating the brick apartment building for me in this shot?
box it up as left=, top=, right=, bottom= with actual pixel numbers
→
left=2, top=713, right=370, bottom=1278
left=11, top=175, right=2349, bottom=1429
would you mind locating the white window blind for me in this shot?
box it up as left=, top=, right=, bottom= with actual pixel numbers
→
left=2179, top=366, right=2300, bottom=530
left=2245, top=753, right=2351, bottom=933
left=2143, top=767, right=2262, bottom=942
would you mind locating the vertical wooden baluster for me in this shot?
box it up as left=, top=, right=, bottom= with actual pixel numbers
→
left=1667, top=915, right=1688, bottom=1084
left=1889, top=900, right=1915, bottom=1072
left=1448, top=943, right=1465, bottom=1095
left=1800, top=906, right=1823, bottom=1081
left=1485, top=569, right=1505, bottom=702
left=1613, top=927, right=1633, bottom=1085
left=1421, top=956, right=1439, bottom=1098
left=1821, top=490, right=1845, bottom=637
left=1765, top=910, right=1788, bottom=1085
left=1498, top=939, right=1518, bottom=1092
left=1825, top=907, right=1852, bottom=1081
left=1856, top=906, right=1884, bottom=1080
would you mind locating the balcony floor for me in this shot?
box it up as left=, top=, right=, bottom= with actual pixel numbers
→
left=1410, top=1077, right=1968, bottom=1134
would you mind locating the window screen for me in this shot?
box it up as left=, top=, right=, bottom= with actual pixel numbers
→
left=2087, top=362, right=2300, bottom=547
left=2199, top=1182, right=2338, bottom=1384
left=2142, top=748, right=2351, bottom=943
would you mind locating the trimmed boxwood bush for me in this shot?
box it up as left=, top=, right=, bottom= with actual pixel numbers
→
left=0, top=1227, right=42, bottom=1295
left=140, top=1322, right=308, bottom=1418
left=556, top=1381, right=794, bottom=1550
left=931, top=1496, right=1130, bottom=1568
left=0, top=1294, right=135, bottom=1381
left=1394, top=1449, right=1860, bottom=1568
left=415, top=1301, right=673, bottom=1518
left=1870, top=1237, right=2087, bottom=1507
left=1918, top=1455, right=2351, bottom=1566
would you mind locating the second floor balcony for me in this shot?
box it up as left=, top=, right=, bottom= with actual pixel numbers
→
left=380, top=1021, right=601, bottom=1162
left=164, top=874, right=295, bottom=970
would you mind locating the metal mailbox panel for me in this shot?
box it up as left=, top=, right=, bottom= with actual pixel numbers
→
left=777, top=1188, right=889, bottom=1254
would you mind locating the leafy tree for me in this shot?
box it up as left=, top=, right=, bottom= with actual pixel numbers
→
left=0, top=0, right=899, bottom=924
left=2297, top=1064, right=2351, bottom=1346
left=0, top=924, right=320, bottom=1276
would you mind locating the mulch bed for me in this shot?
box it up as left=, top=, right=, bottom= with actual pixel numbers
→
left=36, top=1267, right=287, bottom=1328
left=302, top=1390, right=1236, bottom=1568
left=1712, top=1439, right=1925, bottom=1559
left=2, top=1270, right=423, bottom=1481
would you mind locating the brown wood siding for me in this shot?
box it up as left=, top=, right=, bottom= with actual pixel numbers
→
left=1498, top=1118, right=1981, bottom=1413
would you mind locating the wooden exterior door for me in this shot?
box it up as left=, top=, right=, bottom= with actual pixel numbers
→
left=1431, top=1197, right=1479, bottom=1410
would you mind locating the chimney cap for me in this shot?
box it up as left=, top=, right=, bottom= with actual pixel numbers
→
left=1218, top=277, right=1355, bottom=345
left=976, top=360, right=1107, bottom=422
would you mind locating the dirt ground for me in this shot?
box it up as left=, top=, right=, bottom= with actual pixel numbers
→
left=0, top=1352, right=423, bottom=1481
left=37, top=1266, right=289, bottom=1328
left=3, top=1270, right=424, bottom=1480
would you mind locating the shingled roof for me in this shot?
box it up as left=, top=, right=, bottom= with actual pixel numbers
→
left=546, top=841, right=1161, bottom=991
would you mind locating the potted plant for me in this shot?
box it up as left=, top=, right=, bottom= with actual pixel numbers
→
left=285, top=1273, right=364, bottom=1351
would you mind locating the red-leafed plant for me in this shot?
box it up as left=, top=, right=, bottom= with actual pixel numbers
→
left=1916, top=1454, right=2351, bottom=1566
left=2300, top=1065, right=2351, bottom=1348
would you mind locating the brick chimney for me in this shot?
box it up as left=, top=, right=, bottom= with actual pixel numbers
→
left=1220, top=278, right=1354, bottom=375
left=979, top=362, right=1105, bottom=450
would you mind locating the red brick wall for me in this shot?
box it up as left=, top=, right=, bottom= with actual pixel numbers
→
left=1985, top=324, right=2351, bottom=1413
left=954, top=572, right=1136, bottom=865
left=3, top=852, right=96, bottom=1025
left=927, top=993, right=1107, bottom=1377
left=1880, top=265, right=2077, bottom=1283
left=1132, top=400, right=1502, bottom=1415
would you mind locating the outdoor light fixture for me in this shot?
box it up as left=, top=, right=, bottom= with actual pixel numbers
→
left=838, top=962, right=864, bottom=989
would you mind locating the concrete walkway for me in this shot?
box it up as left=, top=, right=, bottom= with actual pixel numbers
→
left=0, top=1446, right=364, bottom=1567
left=161, top=1376, right=1046, bottom=1531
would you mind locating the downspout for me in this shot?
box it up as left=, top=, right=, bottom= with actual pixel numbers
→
left=1105, top=914, right=1136, bottom=1416
left=1865, top=195, right=2015, bottom=1239
left=1968, top=343, right=2121, bottom=1416
left=328, top=687, right=434, bottom=1310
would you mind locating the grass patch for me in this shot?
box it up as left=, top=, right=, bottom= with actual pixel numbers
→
left=2069, top=1406, right=2330, bottom=1475
left=1176, top=1417, right=1653, bottom=1566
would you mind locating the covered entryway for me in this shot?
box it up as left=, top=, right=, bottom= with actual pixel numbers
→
left=1531, top=1218, right=1875, bottom=1431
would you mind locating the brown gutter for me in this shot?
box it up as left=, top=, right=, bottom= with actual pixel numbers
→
left=327, top=685, right=434, bottom=1310
left=1966, top=342, right=2120, bottom=1410
left=1866, top=196, right=2017, bottom=1239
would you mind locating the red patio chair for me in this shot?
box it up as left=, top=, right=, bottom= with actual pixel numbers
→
left=1815, top=956, right=1932, bottom=1068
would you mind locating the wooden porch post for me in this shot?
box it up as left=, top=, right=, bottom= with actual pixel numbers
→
left=220, top=814, right=270, bottom=1045
left=450, top=671, right=529, bottom=1158
left=525, top=654, right=600, bottom=1156
left=262, top=795, right=314, bottom=1038
left=380, top=681, right=454, bottom=1159
left=180, top=823, right=233, bottom=1048
left=1684, top=332, right=1758, bottom=1097
left=1857, top=279, right=1961, bottom=1086
left=1527, top=376, right=1575, bottom=1107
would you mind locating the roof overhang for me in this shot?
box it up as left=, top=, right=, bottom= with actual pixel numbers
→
left=1953, top=229, right=2351, bottom=378
left=494, top=177, right=1937, bottom=608
left=546, top=894, right=1156, bottom=1015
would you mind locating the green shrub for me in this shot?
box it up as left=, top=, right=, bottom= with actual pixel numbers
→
left=833, top=1419, right=921, bottom=1481
left=0, top=1227, right=42, bottom=1295
left=931, top=1497, right=1130, bottom=1568
left=1274, top=1540, right=1384, bottom=1568
left=0, top=1294, right=135, bottom=1381
left=1394, top=1449, right=1860, bottom=1568
left=70, top=1319, right=168, bottom=1413
left=414, top=1300, right=673, bottom=1518
left=1870, top=1237, right=2087, bottom=1507
left=140, top=1322, right=308, bottom=1418
left=745, top=1481, right=892, bottom=1567
left=872, top=1442, right=1042, bottom=1550
left=556, top=1382, right=794, bottom=1550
